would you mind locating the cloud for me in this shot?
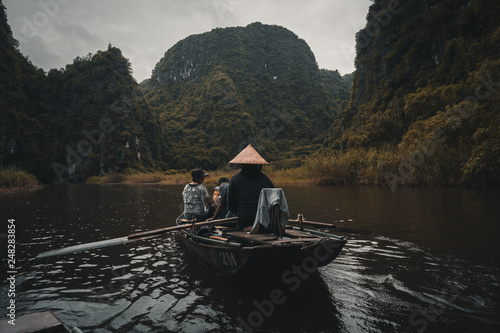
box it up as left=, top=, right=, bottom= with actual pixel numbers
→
left=20, top=33, right=65, bottom=70
left=4, top=0, right=370, bottom=81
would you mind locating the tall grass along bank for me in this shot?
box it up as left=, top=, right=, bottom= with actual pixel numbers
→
left=0, top=169, right=40, bottom=191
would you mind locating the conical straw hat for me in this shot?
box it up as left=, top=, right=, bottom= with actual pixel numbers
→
left=229, top=144, right=269, bottom=165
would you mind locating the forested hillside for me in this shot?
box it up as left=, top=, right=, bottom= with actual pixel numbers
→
left=141, top=22, right=349, bottom=169
left=0, top=0, right=46, bottom=178
left=1, top=13, right=350, bottom=182
left=322, top=0, right=500, bottom=186
left=0, top=0, right=159, bottom=183
left=41, top=46, right=160, bottom=182
left=2, top=0, right=498, bottom=186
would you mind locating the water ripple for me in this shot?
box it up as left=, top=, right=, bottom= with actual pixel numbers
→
left=1, top=184, right=499, bottom=332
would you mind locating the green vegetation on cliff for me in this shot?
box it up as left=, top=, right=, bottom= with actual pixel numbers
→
left=323, top=0, right=500, bottom=186
left=141, top=22, right=349, bottom=170
left=42, top=46, right=160, bottom=182
left=0, top=0, right=46, bottom=180
left=2, top=0, right=499, bottom=187
left=1, top=0, right=159, bottom=183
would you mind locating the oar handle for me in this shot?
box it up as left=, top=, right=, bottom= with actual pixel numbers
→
left=288, top=219, right=373, bottom=235
left=288, top=219, right=333, bottom=227
left=127, top=217, right=239, bottom=240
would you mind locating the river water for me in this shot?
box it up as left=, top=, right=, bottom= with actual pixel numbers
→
left=0, top=184, right=499, bottom=332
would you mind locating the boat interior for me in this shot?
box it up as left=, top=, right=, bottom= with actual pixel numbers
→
left=180, top=204, right=343, bottom=248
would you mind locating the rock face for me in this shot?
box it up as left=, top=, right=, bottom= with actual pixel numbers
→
left=328, top=0, right=500, bottom=185
left=1, top=0, right=159, bottom=182
left=42, top=47, right=159, bottom=182
left=336, top=0, right=499, bottom=147
left=144, top=22, right=320, bottom=88
left=141, top=22, right=349, bottom=169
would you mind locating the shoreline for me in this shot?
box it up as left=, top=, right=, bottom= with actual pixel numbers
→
left=86, top=169, right=318, bottom=186
left=0, top=185, right=44, bottom=193
left=3, top=170, right=497, bottom=191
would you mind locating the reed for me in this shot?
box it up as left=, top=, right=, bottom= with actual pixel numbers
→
left=83, top=144, right=474, bottom=187
left=0, top=169, right=40, bottom=191
left=157, top=168, right=311, bottom=186
left=125, top=172, right=165, bottom=183
left=394, top=144, right=470, bottom=186
left=303, top=148, right=400, bottom=186
left=86, top=170, right=234, bottom=185
left=85, top=168, right=312, bottom=186
left=87, top=173, right=126, bottom=184
left=300, top=144, right=478, bottom=187
left=265, top=166, right=314, bottom=184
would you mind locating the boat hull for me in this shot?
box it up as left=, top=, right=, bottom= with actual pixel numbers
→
left=178, top=229, right=346, bottom=276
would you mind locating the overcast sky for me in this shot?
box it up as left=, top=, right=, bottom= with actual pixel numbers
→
left=4, top=0, right=370, bottom=82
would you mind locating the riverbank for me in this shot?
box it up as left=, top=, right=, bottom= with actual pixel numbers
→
left=0, top=169, right=41, bottom=192
left=304, top=147, right=500, bottom=187
left=84, top=150, right=500, bottom=187
left=86, top=168, right=317, bottom=186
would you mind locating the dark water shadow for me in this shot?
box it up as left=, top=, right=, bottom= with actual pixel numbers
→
left=176, top=235, right=341, bottom=332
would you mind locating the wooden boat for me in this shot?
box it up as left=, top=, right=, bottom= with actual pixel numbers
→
left=35, top=188, right=350, bottom=276
left=0, top=311, right=83, bottom=333
left=176, top=215, right=347, bottom=276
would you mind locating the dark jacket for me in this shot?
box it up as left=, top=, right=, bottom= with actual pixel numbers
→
left=228, top=166, right=275, bottom=228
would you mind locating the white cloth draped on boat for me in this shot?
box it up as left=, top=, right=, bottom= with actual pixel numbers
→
left=249, top=188, right=290, bottom=234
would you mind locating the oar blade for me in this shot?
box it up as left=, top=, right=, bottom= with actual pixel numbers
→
left=36, top=236, right=129, bottom=259
left=36, top=217, right=240, bottom=259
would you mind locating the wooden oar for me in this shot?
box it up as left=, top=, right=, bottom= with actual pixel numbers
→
left=36, top=217, right=239, bottom=259
left=288, top=219, right=373, bottom=235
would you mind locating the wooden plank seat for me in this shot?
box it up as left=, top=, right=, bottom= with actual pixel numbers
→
left=284, top=229, right=315, bottom=238
left=225, top=231, right=279, bottom=244
left=225, top=231, right=324, bottom=246
left=268, top=237, right=324, bottom=244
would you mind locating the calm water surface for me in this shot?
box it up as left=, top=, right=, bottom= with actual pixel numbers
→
left=1, top=184, right=499, bottom=332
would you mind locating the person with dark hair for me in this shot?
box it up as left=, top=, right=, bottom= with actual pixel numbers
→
left=213, top=177, right=230, bottom=205
left=182, top=169, right=212, bottom=221
left=227, top=145, right=274, bottom=229
left=208, top=177, right=230, bottom=220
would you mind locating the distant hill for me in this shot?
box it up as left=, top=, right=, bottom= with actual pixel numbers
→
left=141, top=22, right=349, bottom=169
left=326, top=0, right=500, bottom=185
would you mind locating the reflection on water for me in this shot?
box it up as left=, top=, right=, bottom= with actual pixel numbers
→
left=1, top=184, right=499, bottom=332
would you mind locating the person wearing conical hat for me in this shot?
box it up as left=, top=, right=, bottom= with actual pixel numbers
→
left=227, top=144, right=275, bottom=229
